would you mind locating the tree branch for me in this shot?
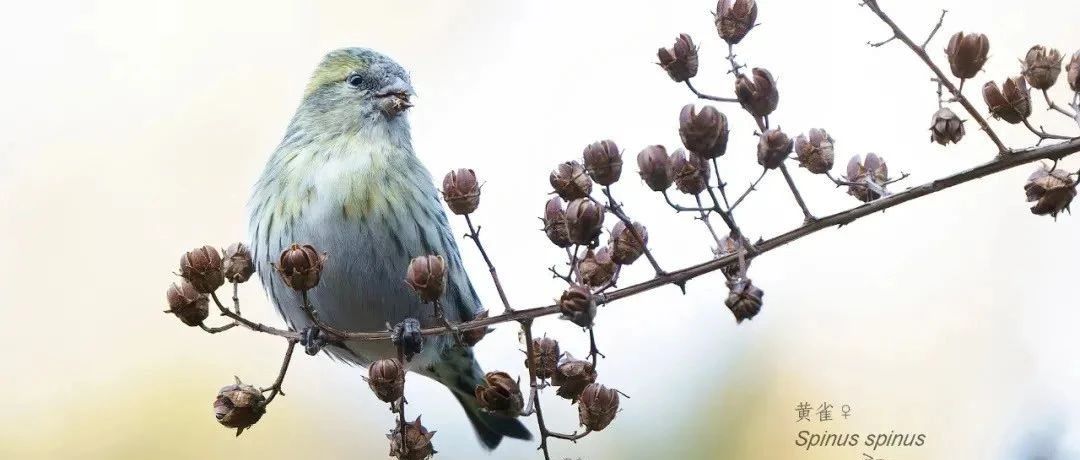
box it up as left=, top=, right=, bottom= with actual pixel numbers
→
left=862, top=0, right=1009, bottom=154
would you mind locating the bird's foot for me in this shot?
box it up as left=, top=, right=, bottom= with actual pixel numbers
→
left=300, top=326, right=327, bottom=356
left=391, top=318, right=424, bottom=362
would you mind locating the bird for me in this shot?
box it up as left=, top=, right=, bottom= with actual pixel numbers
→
left=247, top=48, right=531, bottom=449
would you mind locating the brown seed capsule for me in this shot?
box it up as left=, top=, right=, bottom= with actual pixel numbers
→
left=461, top=310, right=490, bottom=347
left=757, top=128, right=793, bottom=170
left=671, top=149, right=711, bottom=195
left=474, top=371, right=524, bottom=417
left=550, top=161, right=593, bottom=200
left=1022, top=45, right=1063, bottom=90
left=929, top=108, right=965, bottom=145
left=527, top=336, right=561, bottom=380
left=609, top=221, right=648, bottom=265
left=388, top=417, right=437, bottom=460
left=276, top=244, right=326, bottom=291
left=166, top=279, right=209, bottom=327
left=983, top=77, right=1032, bottom=124
left=405, top=255, right=447, bottom=303
left=578, top=383, right=620, bottom=431
left=582, top=139, right=623, bottom=186
left=1024, top=166, right=1076, bottom=218
left=558, top=284, right=596, bottom=328
left=713, top=233, right=747, bottom=278
left=222, top=242, right=255, bottom=283
left=843, top=154, right=890, bottom=203
left=1068, top=50, right=1080, bottom=92
left=793, top=129, right=835, bottom=174
left=366, top=358, right=406, bottom=403
left=564, top=198, right=605, bottom=245
left=945, top=32, right=990, bottom=80
left=180, top=245, right=225, bottom=293
left=735, top=68, right=779, bottom=119
left=725, top=278, right=764, bottom=323
left=576, top=247, right=616, bottom=288
left=679, top=104, right=729, bottom=159
left=636, top=145, right=674, bottom=192
left=542, top=197, right=573, bottom=248
left=442, top=168, right=481, bottom=215
left=214, top=380, right=266, bottom=435
left=714, top=0, right=757, bottom=45
left=552, top=355, right=598, bottom=400
left=657, top=33, right=699, bottom=82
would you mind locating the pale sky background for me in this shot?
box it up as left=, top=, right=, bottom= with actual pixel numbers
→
left=1, top=0, right=1079, bottom=459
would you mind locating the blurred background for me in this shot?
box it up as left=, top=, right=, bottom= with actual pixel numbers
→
left=1, top=0, right=1079, bottom=458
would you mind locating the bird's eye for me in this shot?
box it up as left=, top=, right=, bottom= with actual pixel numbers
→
left=346, top=74, right=364, bottom=88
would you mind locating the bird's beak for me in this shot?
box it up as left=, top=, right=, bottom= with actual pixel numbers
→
left=376, top=79, right=414, bottom=117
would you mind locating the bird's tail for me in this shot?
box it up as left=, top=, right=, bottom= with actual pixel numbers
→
left=428, top=346, right=532, bottom=449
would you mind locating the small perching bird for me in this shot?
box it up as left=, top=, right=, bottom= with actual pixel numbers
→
left=248, top=48, right=530, bottom=448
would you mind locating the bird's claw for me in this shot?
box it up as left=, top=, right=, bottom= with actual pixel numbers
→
left=300, top=326, right=326, bottom=356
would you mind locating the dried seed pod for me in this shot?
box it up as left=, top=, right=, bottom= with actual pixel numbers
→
left=725, top=278, right=764, bottom=323
left=558, top=284, right=596, bottom=328
left=214, top=380, right=266, bottom=435
left=550, top=161, right=593, bottom=200
left=636, top=145, right=674, bottom=192
left=388, top=417, right=437, bottom=460
left=657, top=34, right=699, bottom=82
left=180, top=245, right=225, bottom=293
left=929, top=108, right=965, bottom=145
left=582, top=139, right=623, bottom=186
left=461, top=310, right=490, bottom=347
left=679, top=104, right=729, bottom=159
left=551, top=355, right=598, bottom=400
left=474, top=371, right=524, bottom=417
left=576, top=247, right=616, bottom=287
left=276, top=244, right=326, bottom=291
left=1024, top=166, right=1076, bottom=218
left=945, top=32, right=990, bottom=79
left=609, top=221, right=648, bottom=265
left=542, top=197, right=572, bottom=248
left=222, top=242, right=255, bottom=283
left=735, top=68, right=779, bottom=119
left=166, top=279, right=209, bottom=326
left=578, top=383, right=620, bottom=431
left=527, top=336, right=561, bottom=379
left=983, top=77, right=1032, bottom=124
left=757, top=128, right=793, bottom=170
left=714, top=0, right=758, bottom=45
left=366, top=358, right=406, bottom=403
left=1068, top=50, right=1080, bottom=92
left=671, top=149, right=710, bottom=195
left=564, top=198, right=605, bottom=245
left=1022, top=45, right=1063, bottom=90
left=843, top=154, right=890, bottom=203
left=405, top=255, right=447, bottom=303
left=713, top=233, right=747, bottom=278
left=793, top=128, right=835, bottom=174
left=442, top=168, right=481, bottom=215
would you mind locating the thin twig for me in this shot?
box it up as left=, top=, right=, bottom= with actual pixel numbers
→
left=1043, top=89, right=1078, bottom=122
left=778, top=163, right=815, bottom=222
left=602, top=186, right=665, bottom=276
left=862, top=0, right=1009, bottom=154
left=521, top=320, right=553, bottom=460
left=261, top=338, right=298, bottom=406
left=685, top=80, right=738, bottom=103
left=729, top=168, right=768, bottom=211
left=1023, top=118, right=1074, bottom=144
left=200, top=321, right=238, bottom=334
left=920, top=9, right=947, bottom=50
left=586, top=327, right=605, bottom=368
left=693, top=194, right=725, bottom=250
left=463, top=214, right=515, bottom=313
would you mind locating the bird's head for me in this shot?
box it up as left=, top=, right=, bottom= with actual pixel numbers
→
left=298, top=48, right=415, bottom=132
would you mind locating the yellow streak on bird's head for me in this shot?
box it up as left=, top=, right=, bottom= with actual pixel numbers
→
left=304, top=51, right=368, bottom=97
